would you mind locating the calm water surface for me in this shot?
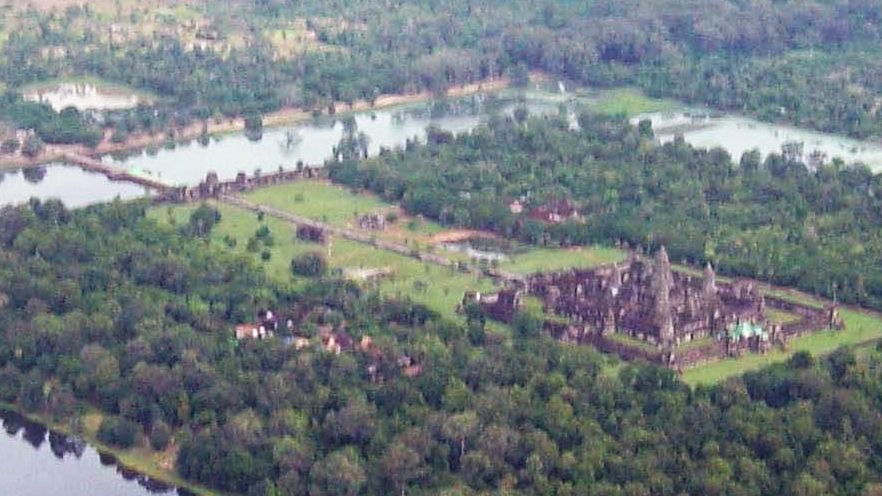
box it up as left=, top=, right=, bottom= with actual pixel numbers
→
left=24, top=83, right=143, bottom=112
left=0, top=164, right=151, bottom=208
left=102, top=95, right=561, bottom=186
left=635, top=110, right=882, bottom=170
left=0, top=409, right=189, bottom=496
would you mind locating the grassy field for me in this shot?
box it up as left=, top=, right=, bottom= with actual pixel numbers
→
left=243, top=181, right=445, bottom=240
left=682, top=308, right=882, bottom=386
left=149, top=202, right=497, bottom=318
left=500, top=245, right=626, bottom=274
left=591, top=88, right=680, bottom=117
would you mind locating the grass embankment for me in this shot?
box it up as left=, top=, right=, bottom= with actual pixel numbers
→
left=591, top=88, right=680, bottom=117
left=0, top=402, right=221, bottom=496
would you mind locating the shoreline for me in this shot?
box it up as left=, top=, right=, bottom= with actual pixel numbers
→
left=0, top=77, right=511, bottom=171
left=0, top=401, right=222, bottom=496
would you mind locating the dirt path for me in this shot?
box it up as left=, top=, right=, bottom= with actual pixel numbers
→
left=425, top=229, right=503, bottom=245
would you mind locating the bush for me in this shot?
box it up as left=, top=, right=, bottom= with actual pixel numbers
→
left=291, top=252, right=327, bottom=277
left=97, top=415, right=139, bottom=448
left=150, top=420, right=172, bottom=451
left=21, top=134, right=45, bottom=157
left=1, top=137, right=20, bottom=154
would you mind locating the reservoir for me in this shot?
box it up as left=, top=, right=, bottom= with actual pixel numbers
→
left=0, top=164, right=151, bottom=209
left=0, top=409, right=189, bottom=496
left=6, top=87, right=882, bottom=209
left=635, top=110, right=882, bottom=170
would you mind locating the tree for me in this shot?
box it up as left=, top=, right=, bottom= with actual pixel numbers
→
left=309, top=448, right=366, bottom=496
left=1, top=137, right=19, bottom=154
left=21, top=134, right=44, bottom=157
left=441, top=411, right=479, bottom=459
left=97, top=415, right=139, bottom=448
left=291, top=252, right=327, bottom=277
left=187, top=204, right=221, bottom=237
left=381, top=442, right=427, bottom=494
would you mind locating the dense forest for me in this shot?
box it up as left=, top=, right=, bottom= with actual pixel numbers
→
left=6, top=0, right=882, bottom=145
left=2, top=200, right=882, bottom=495
left=328, top=109, right=882, bottom=311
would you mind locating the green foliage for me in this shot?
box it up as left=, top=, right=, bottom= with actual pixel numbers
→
left=291, top=252, right=327, bottom=277
left=329, top=112, right=882, bottom=311
left=0, top=137, right=19, bottom=154
left=149, top=420, right=172, bottom=451
left=185, top=203, right=221, bottom=237
left=97, top=415, right=139, bottom=448
left=3, top=201, right=882, bottom=494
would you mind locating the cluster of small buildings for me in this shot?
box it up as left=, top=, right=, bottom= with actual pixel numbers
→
left=509, top=198, right=581, bottom=224
left=233, top=310, right=422, bottom=379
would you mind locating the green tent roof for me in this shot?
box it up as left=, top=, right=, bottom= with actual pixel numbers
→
left=728, top=321, right=767, bottom=341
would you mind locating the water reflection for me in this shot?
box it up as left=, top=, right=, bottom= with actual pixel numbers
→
left=0, top=408, right=190, bottom=495
left=104, top=94, right=559, bottom=186
left=21, top=166, right=47, bottom=184
left=635, top=110, right=882, bottom=171
left=0, top=164, right=151, bottom=208
left=24, top=83, right=143, bottom=112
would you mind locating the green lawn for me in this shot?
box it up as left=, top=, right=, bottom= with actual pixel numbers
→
left=500, top=245, right=626, bottom=274
left=243, top=181, right=445, bottom=239
left=682, top=309, right=882, bottom=386
left=591, top=88, right=679, bottom=117
left=765, top=308, right=801, bottom=325
left=149, top=202, right=496, bottom=319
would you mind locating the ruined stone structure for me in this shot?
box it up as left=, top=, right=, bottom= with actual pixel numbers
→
left=526, top=199, right=581, bottom=224
left=296, top=225, right=327, bottom=244
left=530, top=247, right=768, bottom=348
left=461, top=288, right=523, bottom=323
left=357, top=212, right=387, bottom=231
left=468, top=247, right=843, bottom=370
left=160, top=166, right=321, bottom=203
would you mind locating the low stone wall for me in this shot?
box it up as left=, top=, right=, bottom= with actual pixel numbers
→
left=159, top=166, right=323, bottom=203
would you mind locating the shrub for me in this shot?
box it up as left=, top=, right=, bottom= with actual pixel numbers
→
left=150, top=420, right=172, bottom=451
left=291, top=252, right=327, bottom=277
left=97, top=415, right=139, bottom=448
left=1, top=137, right=20, bottom=154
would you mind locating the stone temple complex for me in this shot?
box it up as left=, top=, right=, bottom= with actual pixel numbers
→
left=467, top=247, right=843, bottom=369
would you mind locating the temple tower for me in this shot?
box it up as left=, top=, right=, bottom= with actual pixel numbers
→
left=703, top=262, right=717, bottom=297
left=653, top=246, right=675, bottom=345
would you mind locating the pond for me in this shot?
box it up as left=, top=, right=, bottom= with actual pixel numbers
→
left=24, top=82, right=145, bottom=112
left=635, top=110, right=882, bottom=171
left=0, top=164, right=151, bottom=208
left=441, top=237, right=516, bottom=263
left=0, top=409, right=191, bottom=496
left=101, top=93, right=563, bottom=186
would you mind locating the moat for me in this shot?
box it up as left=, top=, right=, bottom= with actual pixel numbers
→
left=5, top=86, right=882, bottom=208
left=0, top=409, right=190, bottom=496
